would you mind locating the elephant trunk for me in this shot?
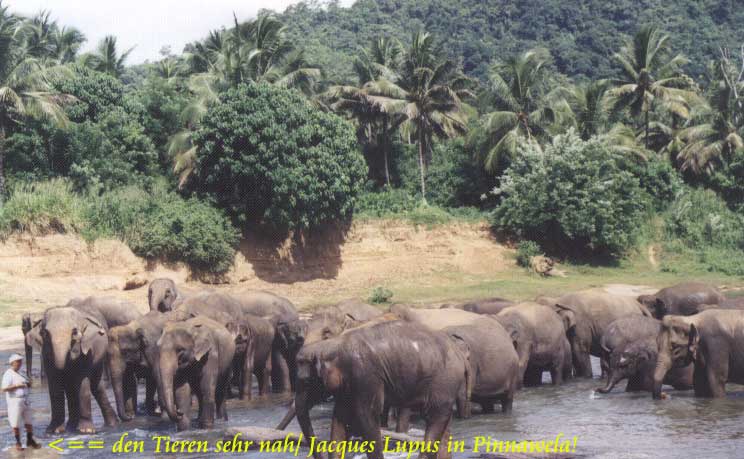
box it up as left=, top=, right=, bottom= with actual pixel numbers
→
left=51, top=336, right=70, bottom=371
left=596, top=368, right=621, bottom=394
left=108, top=342, right=132, bottom=421
left=276, top=400, right=296, bottom=430
left=652, top=352, right=672, bottom=400
left=294, top=384, right=322, bottom=458
left=158, top=352, right=180, bottom=422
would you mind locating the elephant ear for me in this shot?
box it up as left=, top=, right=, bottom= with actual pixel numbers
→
left=319, top=356, right=344, bottom=392
left=26, top=324, right=44, bottom=351
left=81, top=318, right=106, bottom=355
left=192, top=324, right=212, bottom=361
left=341, top=313, right=357, bottom=331
left=654, top=298, right=668, bottom=319
left=508, top=328, right=519, bottom=351
left=554, top=304, right=577, bottom=333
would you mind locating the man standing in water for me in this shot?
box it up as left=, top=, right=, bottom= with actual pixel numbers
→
left=2, top=354, right=41, bottom=451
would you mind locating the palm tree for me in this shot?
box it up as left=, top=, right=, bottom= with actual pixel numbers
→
left=0, top=2, right=73, bottom=198
left=325, top=37, right=406, bottom=185
left=605, top=25, right=699, bottom=149
left=81, top=35, right=134, bottom=78
left=473, top=48, right=568, bottom=172
left=677, top=47, right=744, bottom=173
left=398, top=31, right=472, bottom=201
left=51, top=26, right=85, bottom=63
left=558, top=80, right=610, bottom=140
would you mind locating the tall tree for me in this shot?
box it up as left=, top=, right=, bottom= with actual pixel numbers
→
left=81, top=35, right=134, bottom=78
left=472, top=48, right=568, bottom=172
left=0, top=2, right=72, bottom=198
left=398, top=31, right=472, bottom=201
left=677, top=47, right=744, bottom=173
left=605, top=25, right=698, bottom=149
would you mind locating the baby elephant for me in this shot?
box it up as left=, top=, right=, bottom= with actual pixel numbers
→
left=596, top=315, right=693, bottom=394
left=157, top=316, right=236, bottom=431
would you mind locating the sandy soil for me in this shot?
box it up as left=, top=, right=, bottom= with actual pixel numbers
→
left=0, top=220, right=513, bottom=350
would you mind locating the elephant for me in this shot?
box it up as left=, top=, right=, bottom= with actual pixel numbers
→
left=157, top=315, right=236, bottom=430
left=230, top=290, right=301, bottom=392
left=148, top=278, right=183, bottom=312
left=495, top=302, right=572, bottom=386
left=228, top=313, right=275, bottom=399
left=637, top=282, right=725, bottom=318
left=444, top=297, right=515, bottom=315
left=303, top=300, right=381, bottom=344
left=283, top=321, right=469, bottom=459
left=595, top=315, right=692, bottom=394
left=652, top=309, right=744, bottom=399
left=550, top=291, right=652, bottom=377
left=442, top=322, right=520, bottom=415
left=67, top=296, right=143, bottom=325
left=107, top=310, right=192, bottom=421
left=41, top=304, right=118, bottom=434
left=176, top=292, right=262, bottom=400
left=390, top=305, right=483, bottom=329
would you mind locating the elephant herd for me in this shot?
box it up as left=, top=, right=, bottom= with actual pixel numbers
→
left=19, top=279, right=744, bottom=459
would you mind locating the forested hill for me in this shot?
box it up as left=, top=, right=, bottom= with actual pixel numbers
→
left=271, top=0, right=743, bottom=83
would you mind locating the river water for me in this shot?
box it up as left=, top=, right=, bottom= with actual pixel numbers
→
left=1, top=351, right=743, bottom=458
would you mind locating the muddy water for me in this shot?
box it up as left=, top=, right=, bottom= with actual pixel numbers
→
left=1, top=352, right=743, bottom=459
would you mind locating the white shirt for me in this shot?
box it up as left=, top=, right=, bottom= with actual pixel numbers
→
left=2, top=369, right=29, bottom=400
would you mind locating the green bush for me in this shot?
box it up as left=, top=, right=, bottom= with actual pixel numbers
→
left=51, top=65, right=126, bottom=122
left=191, top=83, right=367, bottom=231
left=85, top=186, right=239, bottom=273
left=355, top=188, right=419, bottom=218
left=663, top=187, right=744, bottom=250
left=369, top=286, right=393, bottom=304
left=627, top=157, right=683, bottom=211
left=492, top=132, right=649, bottom=258
left=0, top=180, right=84, bottom=237
left=516, top=241, right=542, bottom=267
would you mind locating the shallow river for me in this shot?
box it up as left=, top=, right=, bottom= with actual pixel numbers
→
left=2, top=351, right=743, bottom=458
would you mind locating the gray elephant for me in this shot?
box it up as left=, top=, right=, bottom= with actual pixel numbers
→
left=443, top=322, right=519, bottom=415
left=107, top=310, right=191, bottom=421
left=157, top=315, right=236, bottom=430
left=303, top=300, right=382, bottom=344
left=550, top=291, right=652, bottom=377
left=230, top=290, right=300, bottom=392
left=595, top=315, right=693, bottom=394
left=41, top=305, right=115, bottom=433
left=652, top=309, right=744, bottom=399
left=637, top=282, right=724, bottom=318
left=228, top=313, right=275, bottom=399
left=445, top=297, right=515, bottom=315
left=148, top=278, right=183, bottom=312
left=495, top=302, right=572, bottom=386
left=285, top=321, right=469, bottom=459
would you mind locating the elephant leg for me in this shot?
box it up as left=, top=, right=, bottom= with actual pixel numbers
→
left=693, top=364, right=713, bottom=397
left=395, top=407, right=412, bottom=433
left=64, top=374, right=81, bottom=432
left=145, top=372, right=158, bottom=416
left=550, top=364, right=563, bottom=385
left=380, top=400, right=390, bottom=428
left=420, top=409, right=452, bottom=459
left=271, top=349, right=290, bottom=393
left=124, top=366, right=137, bottom=418
left=92, top=370, right=117, bottom=428
left=351, top=390, right=383, bottom=459
left=216, top=368, right=231, bottom=421
left=175, top=383, right=192, bottom=431
left=45, top=367, right=67, bottom=434
left=198, top=365, right=218, bottom=429
left=626, top=373, right=644, bottom=392
left=706, top=356, right=728, bottom=398
left=480, top=400, right=495, bottom=414
left=523, top=366, right=543, bottom=387
left=501, top=391, right=514, bottom=413
left=77, top=375, right=96, bottom=433
left=329, top=396, right=352, bottom=459
left=572, top=344, right=593, bottom=378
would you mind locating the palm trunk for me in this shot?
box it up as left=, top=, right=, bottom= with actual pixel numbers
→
left=417, top=125, right=427, bottom=203
left=0, top=126, right=6, bottom=201
left=644, top=109, right=650, bottom=149
left=382, top=117, right=390, bottom=187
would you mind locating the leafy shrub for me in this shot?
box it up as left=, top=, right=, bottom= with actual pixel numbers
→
left=516, top=241, right=542, bottom=267
left=492, top=132, right=649, bottom=258
left=0, top=180, right=84, bottom=237
left=628, top=157, right=683, bottom=211
left=355, top=188, right=419, bottom=217
left=705, top=148, right=744, bottom=212
left=51, top=65, right=126, bottom=122
left=86, top=186, right=239, bottom=273
left=663, top=187, right=744, bottom=250
left=191, top=83, right=367, bottom=231
left=369, top=286, right=393, bottom=304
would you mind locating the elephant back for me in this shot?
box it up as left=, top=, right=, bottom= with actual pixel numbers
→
left=67, top=296, right=142, bottom=328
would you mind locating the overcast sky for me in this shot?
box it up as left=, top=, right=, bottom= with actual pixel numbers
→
left=6, top=0, right=354, bottom=64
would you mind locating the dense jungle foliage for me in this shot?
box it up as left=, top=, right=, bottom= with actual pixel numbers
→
left=0, top=0, right=742, bottom=274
